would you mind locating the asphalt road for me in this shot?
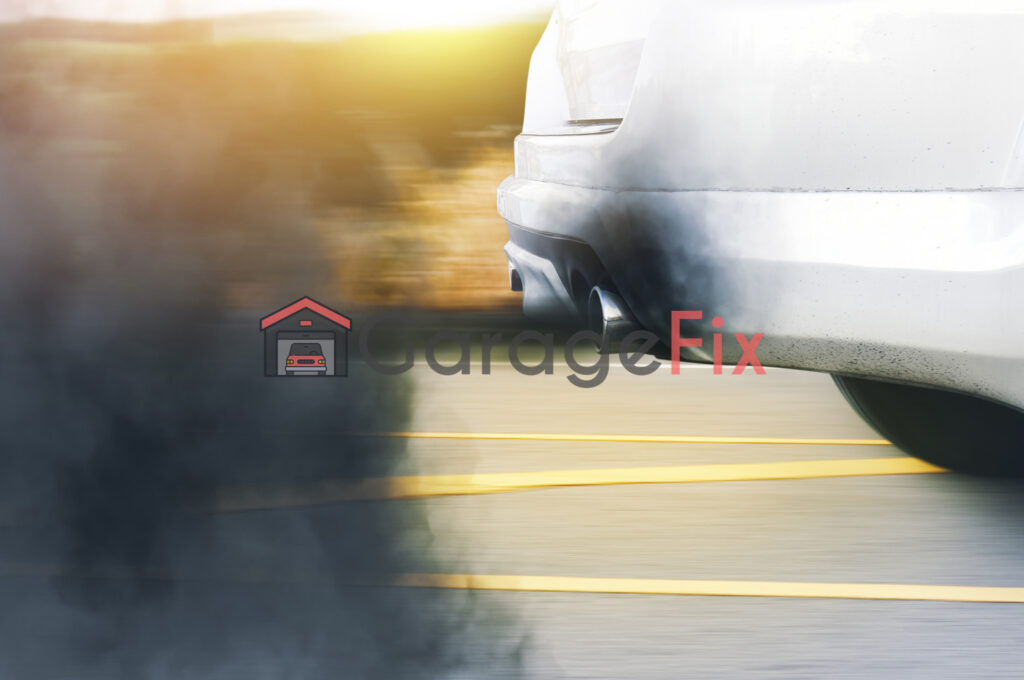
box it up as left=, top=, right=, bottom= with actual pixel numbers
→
left=6, top=324, right=1024, bottom=679
left=396, top=356, right=1024, bottom=679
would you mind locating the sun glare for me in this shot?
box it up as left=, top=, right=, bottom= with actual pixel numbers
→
left=3, top=0, right=554, bottom=29
left=344, top=0, right=553, bottom=31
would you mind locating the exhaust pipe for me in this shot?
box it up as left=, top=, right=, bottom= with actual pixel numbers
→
left=588, top=286, right=639, bottom=350
left=508, top=260, right=523, bottom=292
left=504, top=241, right=580, bottom=323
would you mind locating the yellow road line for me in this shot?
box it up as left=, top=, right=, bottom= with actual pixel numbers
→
left=379, top=432, right=892, bottom=446
left=392, top=573, right=1024, bottom=603
left=212, top=457, right=944, bottom=512
left=4, top=561, right=1015, bottom=602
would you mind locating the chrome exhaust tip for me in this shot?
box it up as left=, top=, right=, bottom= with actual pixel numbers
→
left=588, top=286, right=639, bottom=350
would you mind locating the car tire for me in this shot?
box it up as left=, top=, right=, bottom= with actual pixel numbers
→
left=832, top=374, right=1024, bottom=476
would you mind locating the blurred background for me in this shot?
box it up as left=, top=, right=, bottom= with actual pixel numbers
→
left=0, top=6, right=557, bottom=677
left=0, top=3, right=551, bottom=313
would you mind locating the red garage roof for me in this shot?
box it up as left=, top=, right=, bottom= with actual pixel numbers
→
left=260, top=297, right=351, bottom=330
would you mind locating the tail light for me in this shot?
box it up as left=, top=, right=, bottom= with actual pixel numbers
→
left=523, top=0, right=655, bottom=134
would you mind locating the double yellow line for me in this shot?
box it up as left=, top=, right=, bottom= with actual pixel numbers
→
left=210, top=432, right=991, bottom=604
left=212, top=431, right=938, bottom=512
left=213, top=457, right=941, bottom=511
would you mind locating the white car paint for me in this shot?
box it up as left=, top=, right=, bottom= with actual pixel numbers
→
left=498, top=0, right=1024, bottom=410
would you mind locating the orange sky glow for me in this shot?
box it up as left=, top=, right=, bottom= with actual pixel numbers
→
left=2, top=0, right=554, bottom=29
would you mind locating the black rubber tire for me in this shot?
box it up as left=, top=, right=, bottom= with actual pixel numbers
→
left=832, top=374, right=1024, bottom=476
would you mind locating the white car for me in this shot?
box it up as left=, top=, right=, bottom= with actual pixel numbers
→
left=498, top=0, right=1024, bottom=474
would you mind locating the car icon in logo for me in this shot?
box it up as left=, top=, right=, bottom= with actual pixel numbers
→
left=285, top=342, right=327, bottom=376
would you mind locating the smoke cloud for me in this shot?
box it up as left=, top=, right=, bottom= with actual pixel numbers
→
left=0, top=42, right=526, bottom=679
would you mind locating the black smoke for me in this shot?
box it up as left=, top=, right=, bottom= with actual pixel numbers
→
left=0, top=47, right=525, bottom=680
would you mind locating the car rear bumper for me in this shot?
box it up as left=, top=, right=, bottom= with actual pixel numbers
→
left=498, top=174, right=1024, bottom=410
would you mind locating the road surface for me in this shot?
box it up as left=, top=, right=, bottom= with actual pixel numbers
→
left=5, top=323, right=1024, bottom=679
left=394, top=354, right=1024, bottom=679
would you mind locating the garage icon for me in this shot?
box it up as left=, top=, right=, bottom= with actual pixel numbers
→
left=260, top=297, right=350, bottom=377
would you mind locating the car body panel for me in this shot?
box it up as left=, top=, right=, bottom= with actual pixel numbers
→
left=499, top=0, right=1024, bottom=411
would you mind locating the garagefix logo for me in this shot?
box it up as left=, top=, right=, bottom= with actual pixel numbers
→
left=261, top=300, right=764, bottom=386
